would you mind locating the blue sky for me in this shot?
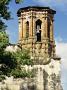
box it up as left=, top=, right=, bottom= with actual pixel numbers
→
left=4, top=0, right=67, bottom=90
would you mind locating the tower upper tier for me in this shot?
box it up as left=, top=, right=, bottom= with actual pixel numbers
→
left=17, top=6, right=56, bottom=17
left=17, top=6, right=56, bottom=63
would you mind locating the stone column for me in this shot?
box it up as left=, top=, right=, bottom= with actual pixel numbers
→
left=45, top=14, right=48, bottom=39
left=45, top=13, right=49, bottom=56
left=23, top=19, right=26, bottom=38
left=29, top=11, right=33, bottom=37
left=50, top=19, right=55, bottom=56
left=50, top=19, right=54, bottom=41
left=36, top=66, right=44, bottom=90
left=18, top=16, right=23, bottom=41
left=33, top=17, right=36, bottom=38
left=41, top=17, right=46, bottom=40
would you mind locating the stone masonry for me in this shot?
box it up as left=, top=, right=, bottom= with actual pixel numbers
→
left=17, top=6, right=56, bottom=61
left=17, top=6, right=63, bottom=90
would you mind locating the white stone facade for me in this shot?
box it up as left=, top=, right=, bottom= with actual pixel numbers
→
left=5, top=45, right=20, bottom=52
left=0, top=59, right=63, bottom=90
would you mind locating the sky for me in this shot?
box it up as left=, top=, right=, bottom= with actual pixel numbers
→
left=4, top=0, right=67, bottom=90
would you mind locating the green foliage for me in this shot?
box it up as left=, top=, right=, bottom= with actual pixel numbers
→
left=14, top=49, right=33, bottom=65
left=0, top=31, right=9, bottom=80
left=0, top=31, right=9, bottom=73
left=0, top=51, right=17, bottom=76
left=0, top=0, right=28, bottom=81
left=0, top=0, right=10, bottom=32
left=0, top=0, right=23, bottom=31
left=0, top=75, right=5, bottom=82
left=0, top=20, right=7, bottom=32
left=11, top=68, right=27, bottom=78
left=11, top=68, right=35, bottom=78
left=2, top=51, right=17, bottom=69
left=0, top=31, right=9, bottom=50
left=0, top=0, right=11, bottom=20
left=0, top=49, right=34, bottom=80
left=15, top=0, right=23, bottom=4
left=10, top=49, right=34, bottom=78
left=0, top=0, right=23, bottom=20
left=0, top=31, right=34, bottom=80
left=0, top=52, right=17, bottom=79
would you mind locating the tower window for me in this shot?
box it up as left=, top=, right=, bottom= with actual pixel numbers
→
left=37, top=30, right=41, bottom=42
left=48, top=21, right=50, bottom=39
left=26, top=21, right=29, bottom=38
left=36, top=19, right=42, bottom=42
left=36, top=19, right=42, bottom=29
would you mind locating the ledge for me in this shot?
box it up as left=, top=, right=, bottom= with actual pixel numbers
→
left=53, top=55, right=61, bottom=60
left=17, top=6, right=56, bottom=17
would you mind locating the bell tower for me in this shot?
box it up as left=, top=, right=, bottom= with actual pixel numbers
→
left=17, top=6, right=63, bottom=90
left=17, top=6, right=56, bottom=63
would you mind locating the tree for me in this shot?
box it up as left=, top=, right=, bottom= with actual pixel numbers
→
left=14, top=49, right=33, bottom=65
left=0, top=22, right=9, bottom=78
left=0, top=0, right=22, bottom=19
left=0, top=51, right=17, bottom=76
left=0, top=0, right=11, bottom=20
left=0, top=0, right=30, bottom=81
left=0, top=31, right=9, bottom=51
left=0, top=0, right=23, bottom=31
left=0, top=49, right=34, bottom=79
left=0, top=20, right=7, bottom=32
left=0, top=0, right=23, bottom=65
left=15, top=0, right=23, bottom=4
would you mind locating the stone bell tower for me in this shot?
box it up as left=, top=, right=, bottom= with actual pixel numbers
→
left=17, top=6, right=63, bottom=90
left=17, top=6, right=56, bottom=63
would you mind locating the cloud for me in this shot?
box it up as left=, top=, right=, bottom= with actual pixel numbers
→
left=33, top=0, right=67, bottom=14
left=55, top=40, right=67, bottom=90
left=33, top=0, right=67, bottom=6
left=56, top=41, right=67, bottom=70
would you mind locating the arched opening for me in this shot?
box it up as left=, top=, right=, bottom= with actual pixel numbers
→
left=36, top=19, right=42, bottom=30
left=36, top=19, right=42, bottom=42
left=26, top=21, right=29, bottom=38
left=37, top=30, right=41, bottom=42
left=48, top=21, right=50, bottom=39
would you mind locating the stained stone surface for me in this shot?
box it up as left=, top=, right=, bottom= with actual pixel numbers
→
left=0, top=59, right=63, bottom=90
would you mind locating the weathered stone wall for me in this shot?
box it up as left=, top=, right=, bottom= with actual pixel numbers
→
left=18, top=7, right=56, bottom=58
left=0, top=59, right=63, bottom=90
left=5, top=45, right=21, bottom=52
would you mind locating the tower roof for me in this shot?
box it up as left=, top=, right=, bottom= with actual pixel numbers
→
left=17, top=6, right=56, bottom=17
